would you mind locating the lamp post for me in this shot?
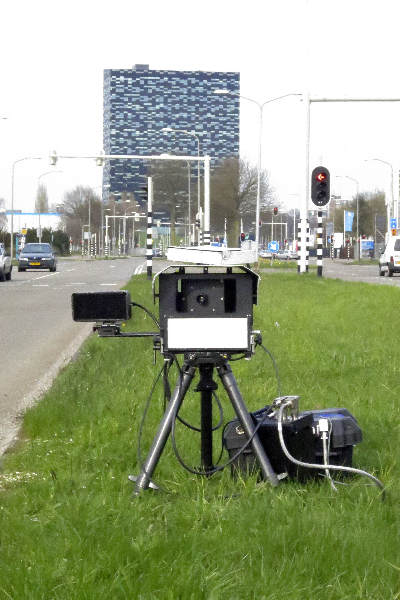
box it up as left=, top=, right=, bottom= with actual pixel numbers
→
left=364, top=158, right=394, bottom=234
left=37, top=170, right=62, bottom=243
left=161, top=127, right=201, bottom=242
left=11, top=156, right=42, bottom=261
left=213, top=90, right=301, bottom=254
left=336, top=175, right=360, bottom=260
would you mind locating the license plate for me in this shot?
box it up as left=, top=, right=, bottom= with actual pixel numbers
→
left=395, top=261, right=400, bottom=266
left=29, top=262, right=40, bottom=265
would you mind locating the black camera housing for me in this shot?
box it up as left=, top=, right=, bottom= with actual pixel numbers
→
left=155, top=267, right=259, bottom=354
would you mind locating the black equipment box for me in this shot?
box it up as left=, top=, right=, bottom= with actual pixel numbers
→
left=223, top=406, right=362, bottom=480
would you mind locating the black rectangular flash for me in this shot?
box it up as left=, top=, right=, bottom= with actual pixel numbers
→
left=71, top=291, right=132, bottom=322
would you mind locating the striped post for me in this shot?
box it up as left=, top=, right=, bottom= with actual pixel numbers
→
left=317, top=211, right=323, bottom=276
left=202, top=156, right=211, bottom=245
left=306, top=220, right=310, bottom=272
left=146, top=176, right=153, bottom=279
left=297, top=220, right=302, bottom=273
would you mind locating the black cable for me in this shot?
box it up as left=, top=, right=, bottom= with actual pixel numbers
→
left=170, top=391, right=276, bottom=477
left=258, top=343, right=282, bottom=397
left=170, top=356, right=224, bottom=432
left=137, top=363, right=164, bottom=469
left=131, top=302, right=160, bottom=328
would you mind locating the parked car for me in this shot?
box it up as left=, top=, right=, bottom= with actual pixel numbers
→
left=259, top=249, right=272, bottom=259
left=379, top=236, right=400, bottom=277
left=0, top=247, right=12, bottom=281
left=18, top=243, right=57, bottom=272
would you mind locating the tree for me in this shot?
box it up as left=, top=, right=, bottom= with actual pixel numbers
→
left=330, top=190, right=386, bottom=238
left=149, top=161, right=188, bottom=245
left=60, top=186, right=102, bottom=243
left=35, top=184, right=49, bottom=213
left=210, top=158, right=275, bottom=246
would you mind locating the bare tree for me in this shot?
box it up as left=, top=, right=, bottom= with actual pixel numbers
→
left=330, top=190, right=386, bottom=237
left=35, top=184, right=49, bottom=212
left=149, top=160, right=188, bottom=245
left=60, top=186, right=101, bottom=243
left=0, top=198, right=7, bottom=232
left=211, top=158, right=275, bottom=246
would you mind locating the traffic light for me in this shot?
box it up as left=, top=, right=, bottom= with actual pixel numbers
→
left=273, top=207, right=278, bottom=216
left=49, top=150, right=58, bottom=166
left=139, top=184, right=148, bottom=204
left=311, top=166, right=330, bottom=206
left=96, top=150, right=105, bottom=167
left=240, top=233, right=245, bottom=242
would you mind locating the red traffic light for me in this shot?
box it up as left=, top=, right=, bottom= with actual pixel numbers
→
left=311, top=166, right=330, bottom=206
left=315, top=172, right=327, bottom=182
left=273, top=207, right=278, bottom=215
left=240, top=233, right=245, bottom=242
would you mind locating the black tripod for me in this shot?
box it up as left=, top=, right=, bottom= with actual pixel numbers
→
left=131, top=353, right=279, bottom=494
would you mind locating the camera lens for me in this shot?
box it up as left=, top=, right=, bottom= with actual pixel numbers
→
left=196, top=294, right=208, bottom=306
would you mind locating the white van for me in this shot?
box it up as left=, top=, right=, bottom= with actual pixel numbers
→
left=379, top=236, right=400, bottom=276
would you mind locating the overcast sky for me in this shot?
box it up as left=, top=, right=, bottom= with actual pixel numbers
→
left=1, top=0, right=400, bottom=215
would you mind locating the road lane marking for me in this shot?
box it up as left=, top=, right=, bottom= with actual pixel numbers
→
left=99, top=283, right=117, bottom=286
left=32, top=272, right=60, bottom=280
left=134, top=264, right=144, bottom=275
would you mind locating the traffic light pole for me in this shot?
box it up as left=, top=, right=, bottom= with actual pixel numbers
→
left=300, top=95, right=400, bottom=275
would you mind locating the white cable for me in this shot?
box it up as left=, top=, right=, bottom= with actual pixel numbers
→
left=277, top=403, right=385, bottom=497
left=322, top=430, right=338, bottom=492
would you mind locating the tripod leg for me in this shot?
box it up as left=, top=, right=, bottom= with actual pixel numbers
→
left=217, top=362, right=279, bottom=487
left=132, top=363, right=196, bottom=495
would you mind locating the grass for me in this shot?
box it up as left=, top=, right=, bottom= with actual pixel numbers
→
left=1, top=272, right=400, bottom=599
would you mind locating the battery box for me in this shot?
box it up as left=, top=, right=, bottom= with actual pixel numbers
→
left=223, top=406, right=362, bottom=481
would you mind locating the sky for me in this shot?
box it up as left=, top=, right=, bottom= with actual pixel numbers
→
left=1, top=0, right=400, bottom=217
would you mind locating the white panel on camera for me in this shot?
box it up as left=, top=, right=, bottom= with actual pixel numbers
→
left=167, top=318, right=248, bottom=350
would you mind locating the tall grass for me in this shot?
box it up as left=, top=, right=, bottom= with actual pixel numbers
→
left=0, top=272, right=399, bottom=599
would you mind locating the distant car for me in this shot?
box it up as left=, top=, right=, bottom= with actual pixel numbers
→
left=379, top=236, right=400, bottom=277
left=0, top=247, right=12, bottom=281
left=259, top=249, right=273, bottom=259
left=18, top=243, right=57, bottom=272
left=152, top=247, right=162, bottom=257
left=275, top=250, right=290, bottom=260
left=288, top=251, right=299, bottom=260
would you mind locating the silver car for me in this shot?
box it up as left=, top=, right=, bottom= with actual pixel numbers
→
left=0, top=247, right=12, bottom=281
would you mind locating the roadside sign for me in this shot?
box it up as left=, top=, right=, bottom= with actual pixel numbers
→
left=391, top=218, right=397, bottom=229
left=268, top=241, right=279, bottom=252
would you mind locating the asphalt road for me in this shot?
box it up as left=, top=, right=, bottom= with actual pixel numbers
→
left=0, top=256, right=149, bottom=455
left=320, top=258, right=400, bottom=286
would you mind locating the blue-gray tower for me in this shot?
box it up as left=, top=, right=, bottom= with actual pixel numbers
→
left=103, top=65, right=240, bottom=205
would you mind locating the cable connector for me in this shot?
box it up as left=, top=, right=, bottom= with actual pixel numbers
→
left=318, top=418, right=329, bottom=434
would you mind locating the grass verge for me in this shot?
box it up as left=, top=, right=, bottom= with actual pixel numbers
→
left=0, top=272, right=399, bottom=599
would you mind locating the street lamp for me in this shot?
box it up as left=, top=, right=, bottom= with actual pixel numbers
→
left=161, top=127, right=201, bottom=243
left=213, top=90, right=301, bottom=253
left=37, top=170, right=63, bottom=243
left=336, top=175, right=360, bottom=260
left=364, top=158, right=394, bottom=234
left=11, top=156, right=43, bottom=261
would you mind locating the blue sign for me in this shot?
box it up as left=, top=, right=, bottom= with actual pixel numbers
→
left=344, top=211, right=354, bottom=231
left=268, top=241, right=279, bottom=252
left=391, top=218, right=397, bottom=229
left=361, top=240, right=374, bottom=250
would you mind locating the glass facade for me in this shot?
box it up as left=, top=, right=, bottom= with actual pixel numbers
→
left=103, top=65, right=240, bottom=204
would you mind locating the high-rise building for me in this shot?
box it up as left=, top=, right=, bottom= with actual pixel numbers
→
left=103, top=65, right=240, bottom=205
